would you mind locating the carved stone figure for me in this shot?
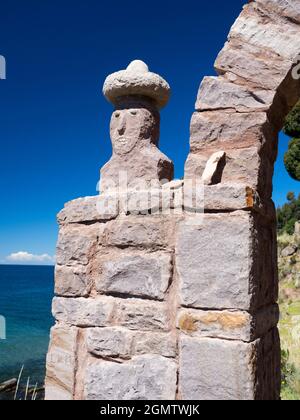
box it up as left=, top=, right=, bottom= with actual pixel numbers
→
left=100, top=60, right=174, bottom=192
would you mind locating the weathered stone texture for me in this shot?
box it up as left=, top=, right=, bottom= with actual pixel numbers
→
left=45, top=325, right=78, bottom=400
left=53, top=296, right=170, bottom=331
left=255, top=0, right=300, bottom=23
left=185, top=146, right=274, bottom=199
left=229, top=2, right=300, bottom=61
left=86, top=327, right=176, bottom=358
left=177, top=305, right=279, bottom=342
left=100, top=61, right=174, bottom=193
left=176, top=212, right=277, bottom=311
left=189, top=111, right=273, bottom=156
left=105, top=216, right=174, bottom=249
left=46, top=0, right=297, bottom=399
left=84, top=355, right=177, bottom=400
left=95, top=252, right=172, bottom=300
left=57, top=195, right=118, bottom=225
left=179, top=329, right=280, bottom=400
left=56, top=224, right=101, bottom=267
left=55, top=265, right=91, bottom=298
left=200, top=184, right=259, bottom=211
left=215, top=38, right=292, bottom=91
left=52, top=297, right=114, bottom=328
left=103, top=60, right=171, bottom=109
left=195, top=76, right=274, bottom=113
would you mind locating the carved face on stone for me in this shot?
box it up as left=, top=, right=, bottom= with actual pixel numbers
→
left=110, top=107, right=159, bottom=155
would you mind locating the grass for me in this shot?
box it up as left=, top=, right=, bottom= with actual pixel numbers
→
left=279, top=231, right=300, bottom=400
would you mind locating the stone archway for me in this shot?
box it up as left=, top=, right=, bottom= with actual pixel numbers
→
left=45, top=0, right=300, bottom=401
left=181, top=0, right=300, bottom=400
left=186, top=0, right=300, bottom=196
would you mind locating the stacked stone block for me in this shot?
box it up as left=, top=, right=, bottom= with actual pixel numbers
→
left=46, top=186, right=280, bottom=400
left=46, top=0, right=300, bottom=400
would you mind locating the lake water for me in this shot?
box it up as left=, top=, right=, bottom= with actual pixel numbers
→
left=0, top=265, right=54, bottom=388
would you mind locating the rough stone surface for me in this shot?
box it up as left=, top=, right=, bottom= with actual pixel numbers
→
left=57, top=196, right=118, bottom=225
left=45, top=325, right=78, bottom=400
left=95, top=252, right=172, bottom=300
left=53, top=296, right=170, bottom=331
left=105, top=216, right=173, bottom=248
left=185, top=147, right=274, bottom=198
left=100, top=61, right=173, bottom=193
left=119, top=188, right=161, bottom=215
left=215, top=37, right=292, bottom=91
left=84, top=355, right=177, bottom=400
left=177, top=305, right=279, bottom=342
left=176, top=212, right=277, bottom=310
left=163, top=182, right=264, bottom=213
left=179, top=336, right=256, bottom=400
left=195, top=76, right=275, bottom=113
left=52, top=297, right=114, bottom=328
left=86, top=327, right=176, bottom=358
left=55, top=265, right=91, bottom=298
left=255, top=0, right=300, bottom=24
left=103, top=60, right=171, bottom=109
left=56, top=224, right=101, bottom=267
left=230, top=2, right=300, bottom=61
left=179, top=329, right=280, bottom=400
left=201, top=151, right=226, bottom=185
left=281, top=244, right=298, bottom=257
left=189, top=111, right=272, bottom=155
left=46, top=0, right=297, bottom=400
left=200, top=184, right=259, bottom=211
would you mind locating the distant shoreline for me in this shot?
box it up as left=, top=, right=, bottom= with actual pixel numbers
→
left=0, top=264, right=54, bottom=268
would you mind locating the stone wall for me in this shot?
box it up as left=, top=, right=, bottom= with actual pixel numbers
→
left=45, top=0, right=300, bottom=400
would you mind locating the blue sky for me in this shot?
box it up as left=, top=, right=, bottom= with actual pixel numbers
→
left=0, top=0, right=299, bottom=264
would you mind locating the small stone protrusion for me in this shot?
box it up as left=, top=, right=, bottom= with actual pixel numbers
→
left=201, top=151, right=226, bottom=185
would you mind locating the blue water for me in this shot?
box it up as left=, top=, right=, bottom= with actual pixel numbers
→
left=0, top=265, right=54, bottom=386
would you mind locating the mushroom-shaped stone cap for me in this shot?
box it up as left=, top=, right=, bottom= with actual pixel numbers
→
left=103, top=60, right=171, bottom=109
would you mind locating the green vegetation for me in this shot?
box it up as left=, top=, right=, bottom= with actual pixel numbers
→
left=284, top=101, right=300, bottom=181
left=284, top=101, right=300, bottom=138
left=284, top=139, right=300, bottom=181
left=277, top=192, right=300, bottom=235
left=278, top=222, right=300, bottom=400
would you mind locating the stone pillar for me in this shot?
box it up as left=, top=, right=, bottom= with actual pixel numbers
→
left=45, top=60, right=179, bottom=400
left=45, top=0, right=300, bottom=401
left=181, top=0, right=300, bottom=400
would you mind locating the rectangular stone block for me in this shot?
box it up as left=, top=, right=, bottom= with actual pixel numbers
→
left=105, top=216, right=174, bottom=249
left=179, top=329, right=280, bottom=400
left=177, top=305, right=279, bottom=342
left=95, top=251, right=172, bottom=300
left=215, top=37, right=291, bottom=91
left=55, top=265, right=92, bottom=297
left=189, top=111, right=275, bottom=159
left=119, top=189, right=161, bottom=215
left=115, top=297, right=171, bottom=331
left=84, top=355, right=177, bottom=400
left=45, top=325, right=78, bottom=400
left=57, top=195, right=118, bottom=225
left=86, top=327, right=176, bottom=358
left=185, top=146, right=274, bottom=199
left=52, top=296, right=114, bottom=327
left=176, top=212, right=277, bottom=311
left=185, top=183, right=259, bottom=212
left=56, top=224, right=102, bottom=267
left=255, top=0, right=300, bottom=23
left=230, top=2, right=300, bottom=60
left=195, top=76, right=274, bottom=113
left=53, top=296, right=170, bottom=331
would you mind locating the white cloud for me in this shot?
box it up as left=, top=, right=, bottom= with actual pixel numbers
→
left=6, top=251, right=55, bottom=265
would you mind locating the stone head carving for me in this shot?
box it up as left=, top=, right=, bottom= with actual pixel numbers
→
left=110, top=99, right=160, bottom=156
left=100, top=60, right=174, bottom=192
